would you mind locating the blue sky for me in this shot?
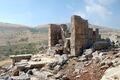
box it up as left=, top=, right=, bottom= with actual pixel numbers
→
left=0, top=0, right=119, bottom=28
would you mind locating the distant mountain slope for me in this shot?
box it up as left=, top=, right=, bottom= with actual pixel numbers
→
left=89, top=24, right=120, bottom=33
left=36, top=24, right=120, bottom=33
left=35, top=24, right=48, bottom=33
left=36, top=24, right=120, bottom=39
left=0, top=22, right=31, bottom=32
left=0, top=22, right=47, bottom=46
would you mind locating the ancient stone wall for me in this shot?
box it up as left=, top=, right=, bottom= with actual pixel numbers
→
left=88, top=28, right=94, bottom=46
left=48, top=24, right=61, bottom=48
left=70, top=15, right=100, bottom=56
left=48, top=15, right=100, bottom=56
left=48, top=24, right=68, bottom=49
left=71, top=15, right=89, bottom=56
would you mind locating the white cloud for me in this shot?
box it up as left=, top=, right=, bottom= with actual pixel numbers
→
left=84, top=0, right=114, bottom=19
left=98, top=0, right=117, bottom=6
left=67, top=0, right=117, bottom=20
left=86, top=1, right=112, bottom=18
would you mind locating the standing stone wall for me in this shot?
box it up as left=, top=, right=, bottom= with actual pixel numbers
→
left=48, top=24, right=61, bottom=48
left=70, top=15, right=100, bottom=56
left=88, top=28, right=94, bottom=46
left=71, top=15, right=89, bottom=56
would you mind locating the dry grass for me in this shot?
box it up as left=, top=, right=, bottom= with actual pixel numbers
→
left=0, top=58, right=12, bottom=67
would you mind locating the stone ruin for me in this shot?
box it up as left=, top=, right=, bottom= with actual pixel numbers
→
left=48, top=15, right=100, bottom=56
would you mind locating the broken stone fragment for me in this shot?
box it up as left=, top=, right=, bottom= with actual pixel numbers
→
left=54, top=72, right=63, bottom=79
left=55, top=54, right=68, bottom=66
left=83, top=48, right=93, bottom=55
left=112, top=58, right=120, bottom=67
left=10, top=76, right=30, bottom=80
left=109, top=34, right=120, bottom=47
left=30, top=76, right=40, bottom=80
left=74, top=62, right=85, bottom=74
left=54, top=65, right=61, bottom=71
left=10, top=54, right=32, bottom=66
left=78, top=55, right=87, bottom=61
left=11, top=66, right=19, bottom=76
left=33, top=70, right=53, bottom=80
left=101, top=66, right=120, bottom=80
left=93, top=41, right=111, bottom=50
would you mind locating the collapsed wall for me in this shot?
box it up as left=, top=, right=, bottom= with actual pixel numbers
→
left=48, top=15, right=100, bottom=56
left=48, top=24, right=68, bottom=49
left=48, top=24, right=61, bottom=48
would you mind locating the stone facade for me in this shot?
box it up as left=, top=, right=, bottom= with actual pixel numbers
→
left=48, top=24, right=69, bottom=48
left=71, top=15, right=89, bottom=56
left=48, top=15, right=100, bottom=56
left=48, top=24, right=61, bottom=48
left=70, top=15, right=101, bottom=56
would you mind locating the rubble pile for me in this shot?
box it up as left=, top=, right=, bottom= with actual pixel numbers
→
left=1, top=46, right=120, bottom=80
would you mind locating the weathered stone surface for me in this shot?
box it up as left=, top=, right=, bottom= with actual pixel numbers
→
left=10, top=72, right=30, bottom=80
left=30, top=76, right=40, bottom=80
left=70, top=15, right=100, bottom=56
left=48, top=24, right=62, bottom=49
left=10, top=76, right=30, bottom=80
left=109, top=34, right=120, bottom=47
left=83, top=49, right=93, bottom=60
left=55, top=54, right=68, bottom=66
left=54, top=65, right=61, bottom=71
left=101, top=66, right=120, bottom=80
left=11, top=66, right=19, bottom=76
left=10, top=54, right=32, bottom=66
left=33, top=70, right=53, bottom=80
left=93, top=41, right=111, bottom=50
left=93, top=28, right=100, bottom=42
left=112, top=58, right=120, bottom=67
left=78, top=55, right=87, bottom=61
left=71, top=15, right=89, bottom=56
left=74, top=62, right=85, bottom=74
left=83, top=49, right=93, bottom=55
left=54, top=72, right=63, bottom=79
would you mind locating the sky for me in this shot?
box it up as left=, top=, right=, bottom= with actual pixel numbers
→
left=0, top=0, right=119, bottom=28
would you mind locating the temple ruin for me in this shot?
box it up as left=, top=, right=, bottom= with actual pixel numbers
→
left=48, top=15, right=100, bottom=56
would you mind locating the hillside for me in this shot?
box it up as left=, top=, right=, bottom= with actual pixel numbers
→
left=0, top=22, right=45, bottom=45
left=35, top=24, right=48, bottom=33
left=0, top=22, right=31, bottom=32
